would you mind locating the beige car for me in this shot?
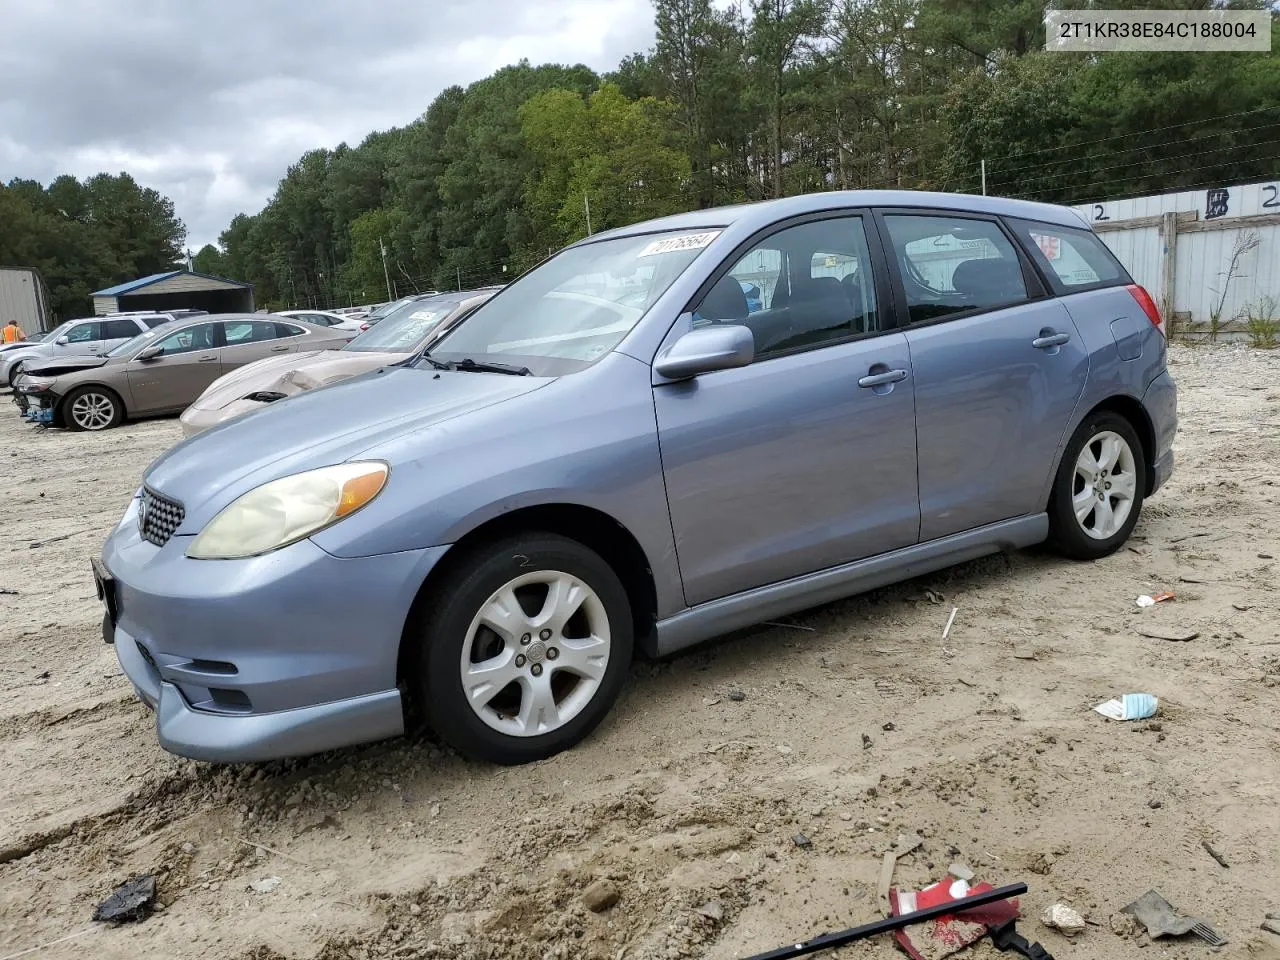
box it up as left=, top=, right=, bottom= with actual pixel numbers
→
left=14, top=314, right=352, bottom=431
left=178, top=290, right=498, bottom=438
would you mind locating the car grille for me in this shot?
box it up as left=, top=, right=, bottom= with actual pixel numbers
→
left=139, top=487, right=185, bottom=547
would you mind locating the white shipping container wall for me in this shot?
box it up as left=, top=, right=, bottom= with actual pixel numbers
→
left=0, top=267, right=49, bottom=335
left=1071, top=179, right=1280, bottom=325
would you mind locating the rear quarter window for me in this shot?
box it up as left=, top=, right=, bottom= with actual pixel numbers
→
left=1006, top=218, right=1129, bottom=294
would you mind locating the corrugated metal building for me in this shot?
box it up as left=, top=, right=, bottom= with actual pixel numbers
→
left=92, top=270, right=254, bottom=315
left=0, top=266, right=51, bottom=336
left=1071, top=179, right=1280, bottom=330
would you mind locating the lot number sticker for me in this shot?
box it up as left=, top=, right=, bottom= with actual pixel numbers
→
left=638, top=231, right=721, bottom=257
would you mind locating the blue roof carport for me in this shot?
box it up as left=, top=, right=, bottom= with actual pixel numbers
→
left=92, top=270, right=254, bottom=316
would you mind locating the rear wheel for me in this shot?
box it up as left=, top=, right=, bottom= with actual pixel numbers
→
left=414, top=533, right=633, bottom=765
left=62, top=386, right=124, bottom=431
left=1047, top=411, right=1146, bottom=560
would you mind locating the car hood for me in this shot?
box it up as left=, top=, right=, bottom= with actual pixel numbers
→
left=22, top=355, right=110, bottom=377
left=146, top=365, right=552, bottom=530
left=190, top=349, right=404, bottom=410
left=0, top=340, right=42, bottom=354
left=2, top=343, right=53, bottom=363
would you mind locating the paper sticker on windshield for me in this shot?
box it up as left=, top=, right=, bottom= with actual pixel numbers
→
left=638, top=231, right=721, bottom=258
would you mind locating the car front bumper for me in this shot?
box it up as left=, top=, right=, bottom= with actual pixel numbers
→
left=101, top=498, right=449, bottom=763
left=13, top=386, right=56, bottom=422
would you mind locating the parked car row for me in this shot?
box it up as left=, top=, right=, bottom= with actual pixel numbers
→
left=11, top=314, right=351, bottom=430
left=2, top=310, right=207, bottom=387
left=85, top=192, right=1174, bottom=770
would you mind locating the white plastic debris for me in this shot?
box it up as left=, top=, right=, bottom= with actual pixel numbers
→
left=248, top=876, right=281, bottom=894
left=1136, top=595, right=1156, bottom=608
left=1094, top=693, right=1158, bottom=721
left=1041, top=903, right=1087, bottom=936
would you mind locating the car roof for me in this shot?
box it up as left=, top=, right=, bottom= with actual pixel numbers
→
left=580, top=190, right=1090, bottom=246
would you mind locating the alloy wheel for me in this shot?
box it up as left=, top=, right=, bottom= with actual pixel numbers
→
left=459, top=570, right=611, bottom=738
left=1072, top=429, right=1137, bottom=540
left=70, top=392, right=117, bottom=431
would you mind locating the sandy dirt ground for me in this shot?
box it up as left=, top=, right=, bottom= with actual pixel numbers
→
left=1, top=342, right=1278, bottom=960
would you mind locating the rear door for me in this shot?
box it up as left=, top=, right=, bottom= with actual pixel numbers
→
left=125, top=321, right=225, bottom=413
left=101, top=318, right=145, bottom=353
left=876, top=209, right=1088, bottom=542
left=218, top=319, right=294, bottom=372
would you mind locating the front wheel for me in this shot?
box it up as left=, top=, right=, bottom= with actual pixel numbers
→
left=62, top=386, right=124, bottom=431
left=1047, top=411, right=1146, bottom=560
left=7, top=361, right=25, bottom=388
left=415, top=533, right=634, bottom=765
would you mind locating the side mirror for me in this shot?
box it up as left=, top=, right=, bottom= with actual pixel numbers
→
left=654, top=324, right=754, bottom=381
left=55, top=336, right=69, bottom=346
left=135, top=345, right=162, bottom=361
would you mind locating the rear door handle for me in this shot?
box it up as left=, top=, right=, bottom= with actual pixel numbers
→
left=1033, top=332, right=1071, bottom=349
left=198, top=354, right=218, bottom=362
left=858, top=369, right=908, bottom=388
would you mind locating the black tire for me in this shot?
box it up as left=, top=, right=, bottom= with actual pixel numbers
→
left=415, top=533, right=634, bottom=765
left=1047, top=411, right=1146, bottom=561
left=61, top=385, right=124, bottom=432
left=7, top=361, right=25, bottom=388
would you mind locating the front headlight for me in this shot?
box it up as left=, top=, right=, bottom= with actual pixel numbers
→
left=187, top=462, right=389, bottom=560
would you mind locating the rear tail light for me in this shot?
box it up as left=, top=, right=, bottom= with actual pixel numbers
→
left=1127, top=284, right=1163, bottom=336
left=359, top=323, right=369, bottom=331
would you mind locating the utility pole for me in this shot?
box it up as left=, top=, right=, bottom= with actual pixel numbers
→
left=980, top=159, right=987, bottom=196
left=584, top=194, right=593, bottom=236
left=379, top=237, right=393, bottom=303
left=456, top=266, right=462, bottom=292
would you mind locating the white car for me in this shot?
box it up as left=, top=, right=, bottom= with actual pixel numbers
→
left=274, top=310, right=363, bottom=334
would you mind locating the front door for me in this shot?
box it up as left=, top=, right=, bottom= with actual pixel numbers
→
left=878, top=211, right=1089, bottom=542
left=57, top=321, right=102, bottom=356
left=126, top=321, right=224, bottom=414
left=655, top=214, right=921, bottom=607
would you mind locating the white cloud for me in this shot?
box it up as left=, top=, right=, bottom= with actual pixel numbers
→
left=0, top=0, right=656, bottom=249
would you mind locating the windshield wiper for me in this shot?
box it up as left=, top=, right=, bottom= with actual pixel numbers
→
left=417, top=352, right=451, bottom=370
left=452, top=357, right=532, bottom=376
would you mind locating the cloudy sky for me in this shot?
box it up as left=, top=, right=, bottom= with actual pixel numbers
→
left=0, top=0, right=655, bottom=249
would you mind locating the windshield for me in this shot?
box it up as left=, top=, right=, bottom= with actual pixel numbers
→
left=107, top=321, right=174, bottom=357
left=427, top=229, right=719, bottom=374
left=342, top=298, right=461, bottom=353
left=365, top=298, right=412, bottom=323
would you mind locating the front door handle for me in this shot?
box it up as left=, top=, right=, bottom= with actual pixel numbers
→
left=271, top=346, right=290, bottom=352
left=858, top=368, right=908, bottom=388
left=197, top=354, right=218, bottom=362
left=1032, top=332, right=1071, bottom=349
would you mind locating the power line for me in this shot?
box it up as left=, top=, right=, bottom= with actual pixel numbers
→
left=986, top=116, right=1280, bottom=182
left=992, top=104, right=1280, bottom=165
left=991, top=136, right=1280, bottom=192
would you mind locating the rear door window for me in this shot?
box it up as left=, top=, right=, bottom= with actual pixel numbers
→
left=103, top=319, right=142, bottom=340
left=222, top=320, right=281, bottom=344
left=882, top=214, right=1030, bottom=324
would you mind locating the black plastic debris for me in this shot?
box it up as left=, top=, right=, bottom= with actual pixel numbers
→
left=93, top=875, right=157, bottom=923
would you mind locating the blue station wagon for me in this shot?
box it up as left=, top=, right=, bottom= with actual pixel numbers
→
left=95, top=191, right=1176, bottom=765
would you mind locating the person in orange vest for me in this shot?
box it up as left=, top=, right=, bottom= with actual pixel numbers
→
left=3, top=319, right=27, bottom=344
